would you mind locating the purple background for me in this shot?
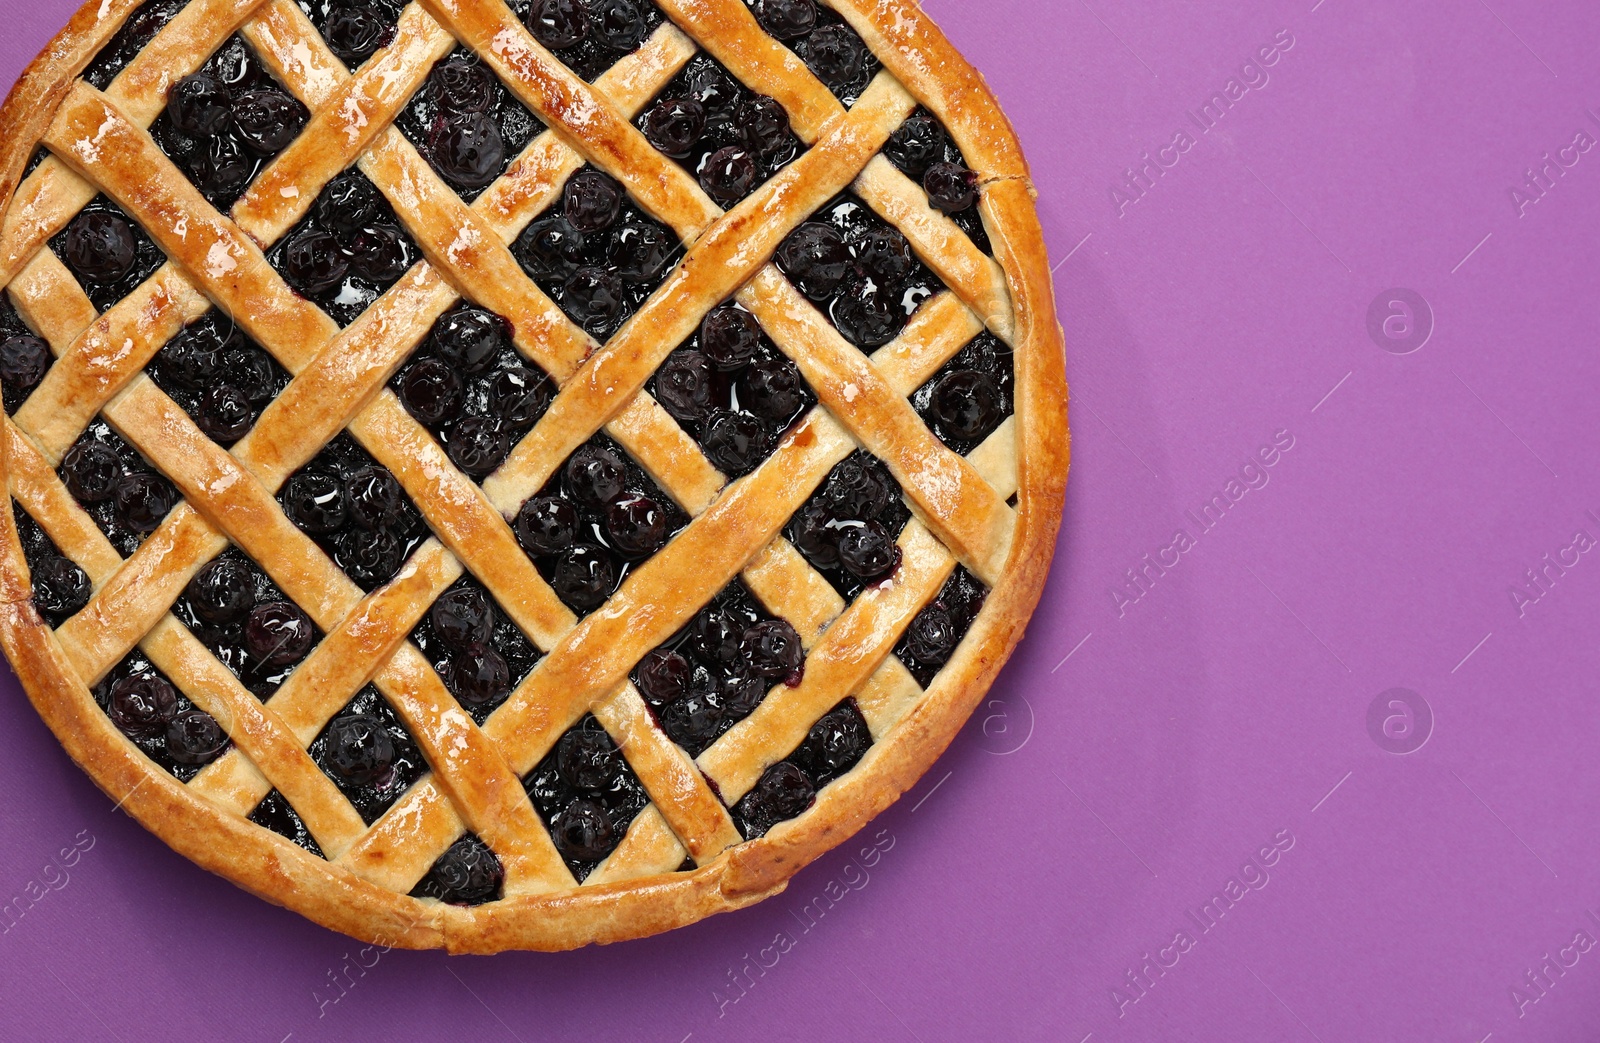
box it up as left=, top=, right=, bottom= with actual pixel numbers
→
left=3, top=0, right=1598, bottom=1039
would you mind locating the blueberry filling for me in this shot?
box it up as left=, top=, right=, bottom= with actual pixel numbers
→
left=514, top=435, right=687, bottom=614
left=410, top=575, right=542, bottom=724
left=277, top=432, right=429, bottom=591
left=648, top=303, right=815, bottom=478
left=146, top=311, right=290, bottom=447
left=0, top=293, right=50, bottom=414
left=882, top=108, right=990, bottom=253
left=84, top=0, right=193, bottom=91
left=249, top=790, right=325, bottom=856
left=394, top=47, right=546, bottom=202
left=512, top=166, right=681, bottom=339
left=412, top=833, right=503, bottom=904
left=910, top=331, right=1013, bottom=455
left=390, top=303, right=555, bottom=480
left=785, top=450, right=908, bottom=599
left=509, top=0, right=666, bottom=82
left=632, top=581, right=803, bottom=757
left=297, top=0, right=403, bottom=70
left=12, top=505, right=91, bottom=627
left=172, top=547, right=321, bottom=698
left=746, top=0, right=879, bottom=106
left=58, top=419, right=181, bottom=558
left=310, top=683, right=428, bottom=823
left=636, top=53, right=803, bottom=207
left=775, top=193, right=938, bottom=349
left=49, top=196, right=166, bottom=314
left=267, top=169, right=420, bottom=326
left=732, top=698, right=871, bottom=838
left=149, top=35, right=309, bottom=211
left=893, top=567, right=987, bottom=687
left=524, top=714, right=650, bottom=878
left=91, top=651, right=233, bottom=782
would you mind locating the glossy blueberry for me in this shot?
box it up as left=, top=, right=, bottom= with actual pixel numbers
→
left=323, top=1, right=397, bottom=68
left=563, top=445, right=627, bottom=510
left=794, top=701, right=872, bottom=779
left=743, top=618, right=803, bottom=682
left=698, top=146, right=758, bottom=206
left=244, top=600, right=315, bottom=666
left=738, top=355, right=807, bottom=424
left=552, top=798, right=615, bottom=862
left=701, top=409, right=769, bottom=476
left=113, top=473, right=176, bottom=534
left=654, top=350, right=716, bottom=426
left=486, top=366, right=553, bottom=425
left=551, top=542, right=616, bottom=612
left=431, top=307, right=507, bottom=376
left=159, top=330, right=223, bottom=390
left=563, top=168, right=624, bottom=233
left=609, top=221, right=677, bottom=285
left=514, top=495, right=579, bottom=556
left=0, top=335, right=50, bottom=398
left=228, top=347, right=280, bottom=404
left=62, top=211, right=137, bottom=284
left=345, top=465, right=402, bottom=530
left=605, top=492, right=669, bottom=559
left=167, top=709, right=229, bottom=765
left=592, top=0, right=650, bottom=51
left=323, top=713, right=395, bottom=785
left=561, top=266, right=625, bottom=335
left=336, top=527, right=407, bottom=588
left=737, top=95, right=792, bottom=160
left=721, top=671, right=765, bottom=717
left=107, top=671, right=178, bottom=740
left=883, top=114, right=946, bottom=179
left=801, top=25, right=867, bottom=90
left=398, top=357, right=465, bottom=426
left=823, top=455, right=892, bottom=521
left=32, top=556, right=91, bottom=618
left=446, top=416, right=510, bottom=478
left=316, top=173, right=384, bottom=236
left=350, top=224, right=413, bottom=282
left=195, top=383, right=254, bottom=443
left=187, top=556, right=254, bottom=625
left=755, top=0, right=816, bottom=40
left=930, top=369, right=1002, bottom=440
left=699, top=306, right=762, bottom=371
left=902, top=602, right=955, bottom=665
left=556, top=719, right=621, bottom=789
left=280, top=227, right=350, bottom=297
left=429, top=112, right=506, bottom=191
left=428, top=836, right=503, bottom=904
left=634, top=647, right=689, bottom=707
left=788, top=500, right=839, bottom=569
left=167, top=71, right=233, bottom=137
left=924, top=160, right=978, bottom=213
left=515, top=215, right=587, bottom=284
left=187, top=134, right=255, bottom=204
left=830, top=276, right=902, bottom=348
left=448, top=647, right=511, bottom=707
left=430, top=586, right=494, bottom=652
left=835, top=519, right=899, bottom=582
left=690, top=603, right=742, bottom=666
left=641, top=96, right=704, bottom=158
left=430, top=56, right=496, bottom=117
left=740, top=760, right=814, bottom=833
left=775, top=223, right=850, bottom=301
left=281, top=471, right=346, bottom=535
left=60, top=441, right=121, bottom=504
left=659, top=685, right=723, bottom=752
left=232, top=88, right=307, bottom=156
left=853, top=226, right=915, bottom=285
left=526, top=0, right=587, bottom=47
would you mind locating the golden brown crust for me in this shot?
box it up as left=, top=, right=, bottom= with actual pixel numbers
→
left=0, top=0, right=1068, bottom=952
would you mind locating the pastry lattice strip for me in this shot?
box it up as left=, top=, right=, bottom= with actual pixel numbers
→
left=0, top=0, right=1017, bottom=895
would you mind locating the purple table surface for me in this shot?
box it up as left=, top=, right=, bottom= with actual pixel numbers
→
left=3, top=0, right=1598, bottom=1039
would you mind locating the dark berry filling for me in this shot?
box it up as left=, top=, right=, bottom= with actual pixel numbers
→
left=12, top=505, right=91, bottom=627
left=149, top=35, right=309, bottom=211
left=524, top=714, right=650, bottom=878
left=296, top=0, right=403, bottom=70
left=748, top=0, right=879, bottom=106
left=172, top=547, right=322, bottom=697
left=390, top=303, right=555, bottom=480
left=637, top=53, right=804, bottom=208
left=0, top=293, right=50, bottom=414
left=310, top=683, right=428, bottom=824
left=49, top=196, right=166, bottom=314
left=394, top=47, right=546, bottom=202
left=510, top=0, right=666, bottom=82
left=146, top=311, right=290, bottom=447
left=267, top=169, right=420, bottom=326
left=412, top=833, right=503, bottom=904
left=512, top=166, right=681, bottom=339
left=91, top=651, right=233, bottom=782
left=277, top=433, right=429, bottom=591
left=910, top=331, right=1013, bottom=455
left=410, top=575, right=542, bottom=724
left=731, top=698, right=870, bottom=838
left=514, top=435, right=687, bottom=614
left=776, top=193, right=938, bottom=349
left=22, top=148, right=48, bottom=181
left=784, top=450, right=908, bottom=599
left=894, top=566, right=987, bottom=687
left=647, top=302, right=815, bottom=478
left=632, top=581, right=803, bottom=757
left=58, top=420, right=180, bottom=557
left=882, top=108, right=990, bottom=253
left=84, top=0, right=192, bottom=91
left=249, top=790, right=325, bottom=856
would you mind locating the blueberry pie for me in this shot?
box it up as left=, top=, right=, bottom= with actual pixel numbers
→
left=0, top=0, right=1066, bottom=951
